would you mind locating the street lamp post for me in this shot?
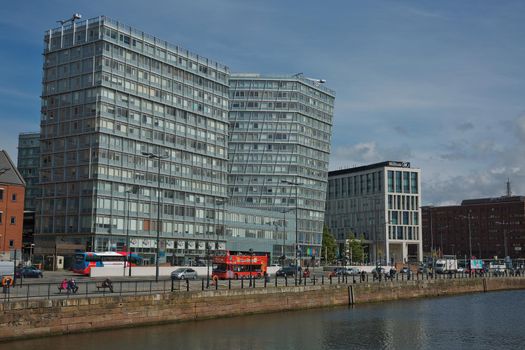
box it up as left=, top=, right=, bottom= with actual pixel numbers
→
left=142, top=152, right=168, bottom=282
left=281, top=208, right=292, bottom=266
left=206, top=243, right=211, bottom=288
left=468, top=210, right=472, bottom=260
left=249, top=248, right=253, bottom=287
left=215, top=199, right=228, bottom=252
left=281, top=180, right=302, bottom=284
left=124, top=189, right=134, bottom=277
left=29, top=244, right=34, bottom=265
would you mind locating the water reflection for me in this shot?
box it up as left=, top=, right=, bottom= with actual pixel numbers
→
left=7, top=290, right=525, bottom=350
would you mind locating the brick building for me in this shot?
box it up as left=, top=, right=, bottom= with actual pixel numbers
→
left=0, top=150, right=26, bottom=259
left=422, top=196, right=525, bottom=260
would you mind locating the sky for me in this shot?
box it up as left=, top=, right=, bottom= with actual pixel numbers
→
left=1, top=0, right=525, bottom=205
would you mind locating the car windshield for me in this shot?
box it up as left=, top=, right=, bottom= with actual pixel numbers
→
left=173, top=268, right=185, bottom=273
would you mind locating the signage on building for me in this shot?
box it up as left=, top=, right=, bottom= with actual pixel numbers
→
left=470, top=259, right=483, bottom=270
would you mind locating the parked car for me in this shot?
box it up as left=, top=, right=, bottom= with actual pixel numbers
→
left=170, top=268, right=198, bottom=280
left=330, top=267, right=350, bottom=277
left=372, top=267, right=386, bottom=275
left=276, top=266, right=301, bottom=277
left=16, top=266, right=43, bottom=278
left=347, top=268, right=361, bottom=276
left=400, top=267, right=410, bottom=274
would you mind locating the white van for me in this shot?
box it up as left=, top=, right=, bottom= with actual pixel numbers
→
left=0, top=261, right=14, bottom=277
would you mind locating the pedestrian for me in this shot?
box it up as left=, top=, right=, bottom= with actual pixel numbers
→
left=102, top=278, right=114, bottom=293
left=68, top=278, right=78, bottom=293
left=59, top=278, right=68, bottom=293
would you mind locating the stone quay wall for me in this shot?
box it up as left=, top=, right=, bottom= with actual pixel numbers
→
left=1, top=277, right=524, bottom=342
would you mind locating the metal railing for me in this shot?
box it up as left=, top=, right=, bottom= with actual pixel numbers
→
left=2, top=269, right=523, bottom=305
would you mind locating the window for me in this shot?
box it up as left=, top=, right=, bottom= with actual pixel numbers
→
left=0, top=189, right=3, bottom=200
left=0, top=211, right=2, bottom=224
left=11, top=193, right=17, bottom=201
left=10, top=216, right=15, bottom=225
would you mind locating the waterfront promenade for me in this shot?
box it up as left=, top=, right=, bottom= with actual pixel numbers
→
left=1, top=273, right=525, bottom=342
left=0, top=270, right=516, bottom=304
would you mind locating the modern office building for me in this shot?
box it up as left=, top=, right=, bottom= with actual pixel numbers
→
left=0, top=150, right=25, bottom=260
left=225, top=205, right=296, bottom=264
left=422, top=195, right=525, bottom=260
left=17, top=132, right=41, bottom=211
left=36, top=16, right=230, bottom=266
left=17, top=132, right=41, bottom=257
left=325, top=161, right=422, bottom=264
left=228, top=73, right=335, bottom=263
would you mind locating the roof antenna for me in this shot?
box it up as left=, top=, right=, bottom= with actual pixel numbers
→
left=57, top=13, right=82, bottom=26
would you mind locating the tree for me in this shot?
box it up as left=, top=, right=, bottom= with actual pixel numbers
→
left=322, top=225, right=337, bottom=264
left=348, top=233, right=364, bottom=264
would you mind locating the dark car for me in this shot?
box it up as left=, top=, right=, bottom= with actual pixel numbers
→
left=330, top=267, right=350, bottom=277
left=16, top=266, right=43, bottom=278
left=276, top=266, right=301, bottom=277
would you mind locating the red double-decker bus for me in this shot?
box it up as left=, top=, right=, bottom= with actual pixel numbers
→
left=212, top=251, right=268, bottom=280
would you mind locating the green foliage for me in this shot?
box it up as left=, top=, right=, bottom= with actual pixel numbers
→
left=347, top=231, right=365, bottom=263
left=322, top=225, right=337, bottom=264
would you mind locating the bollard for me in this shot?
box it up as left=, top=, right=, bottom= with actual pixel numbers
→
left=313, top=275, right=316, bottom=285
left=322, top=275, right=324, bottom=285
left=201, top=279, right=204, bottom=291
left=215, top=280, right=218, bottom=290
left=285, top=275, right=288, bottom=287
left=275, top=276, right=278, bottom=287
left=186, top=279, right=189, bottom=291
left=330, top=275, right=333, bottom=285
left=229, top=278, right=231, bottom=290
left=241, top=277, right=244, bottom=289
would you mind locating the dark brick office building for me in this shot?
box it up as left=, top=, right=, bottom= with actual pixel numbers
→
left=422, top=196, right=525, bottom=260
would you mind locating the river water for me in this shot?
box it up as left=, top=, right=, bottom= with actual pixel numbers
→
left=6, top=290, right=525, bottom=350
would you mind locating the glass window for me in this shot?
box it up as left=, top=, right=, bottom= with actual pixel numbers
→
left=395, top=172, right=402, bottom=193
left=403, top=172, right=410, bottom=193
left=387, top=171, right=394, bottom=192
left=411, top=172, right=418, bottom=194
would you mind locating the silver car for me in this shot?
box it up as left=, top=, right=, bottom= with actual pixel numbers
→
left=171, top=268, right=198, bottom=280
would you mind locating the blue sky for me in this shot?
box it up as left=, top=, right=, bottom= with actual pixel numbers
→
left=1, top=0, right=525, bottom=205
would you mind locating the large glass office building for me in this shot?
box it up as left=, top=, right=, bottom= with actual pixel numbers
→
left=228, top=74, right=335, bottom=262
left=36, top=16, right=230, bottom=265
left=326, top=161, right=422, bottom=265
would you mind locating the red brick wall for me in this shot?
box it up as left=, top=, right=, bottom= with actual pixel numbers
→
left=0, top=184, right=25, bottom=253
